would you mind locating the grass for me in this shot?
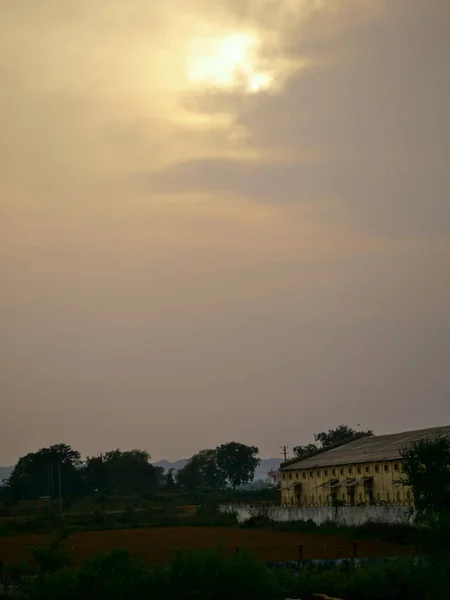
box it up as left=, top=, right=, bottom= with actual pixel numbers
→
left=3, top=543, right=449, bottom=600
left=0, top=504, right=238, bottom=537
left=238, top=514, right=418, bottom=545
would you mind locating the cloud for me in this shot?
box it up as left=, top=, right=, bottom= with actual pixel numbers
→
left=140, top=0, right=450, bottom=236
left=1, top=0, right=450, bottom=464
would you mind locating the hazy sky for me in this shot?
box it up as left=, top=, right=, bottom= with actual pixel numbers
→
left=1, top=0, right=450, bottom=465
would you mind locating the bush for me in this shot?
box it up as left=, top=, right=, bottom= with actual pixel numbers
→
left=15, top=546, right=450, bottom=600
left=23, top=547, right=280, bottom=600
left=162, top=546, right=281, bottom=600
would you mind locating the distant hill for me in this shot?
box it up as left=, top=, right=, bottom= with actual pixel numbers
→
left=154, top=458, right=281, bottom=481
left=0, top=466, right=13, bottom=484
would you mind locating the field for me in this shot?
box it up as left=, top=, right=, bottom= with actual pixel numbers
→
left=0, top=526, right=417, bottom=565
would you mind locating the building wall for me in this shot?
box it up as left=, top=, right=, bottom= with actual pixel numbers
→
left=219, top=503, right=415, bottom=526
left=280, top=459, right=413, bottom=507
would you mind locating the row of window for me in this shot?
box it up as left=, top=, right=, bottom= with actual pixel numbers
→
left=284, top=490, right=412, bottom=505
left=296, top=491, right=411, bottom=503
left=283, top=462, right=400, bottom=481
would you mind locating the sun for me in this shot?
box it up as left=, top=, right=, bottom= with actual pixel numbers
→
left=186, top=33, right=272, bottom=93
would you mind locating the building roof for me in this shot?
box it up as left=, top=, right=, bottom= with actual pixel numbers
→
left=280, top=425, right=450, bottom=470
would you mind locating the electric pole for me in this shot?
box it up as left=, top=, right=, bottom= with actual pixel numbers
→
left=58, top=462, right=63, bottom=515
left=281, top=445, right=289, bottom=462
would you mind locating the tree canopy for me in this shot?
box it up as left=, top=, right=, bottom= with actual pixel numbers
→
left=176, top=449, right=225, bottom=491
left=84, top=450, right=159, bottom=496
left=6, top=443, right=82, bottom=501
left=292, top=425, right=373, bottom=458
left=216, top=442, right=260, bottom=490
left=400, top=435, right=450, bottom=514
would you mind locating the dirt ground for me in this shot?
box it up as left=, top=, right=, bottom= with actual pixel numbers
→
left=0, top=526, right=417, bottom=565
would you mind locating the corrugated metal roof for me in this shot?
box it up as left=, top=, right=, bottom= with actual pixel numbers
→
left=280, top=425, right=450, bottom=470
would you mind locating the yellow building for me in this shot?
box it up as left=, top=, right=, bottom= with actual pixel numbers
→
left=280, top=425, right=450, bottom=507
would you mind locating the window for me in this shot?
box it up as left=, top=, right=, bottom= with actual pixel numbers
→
left=309, top=471, right=313, bottom=478
left=375, top=464, right=380, bottom=473
left=282, top=474, right=286, bottom=481
left=384, top=464, right=389, bottom=473
left=365, top=466, right=370, bottom=474
left=311, top=495, right=315, bottom=503
left=303, top=496, right=307, bottom=504
left=319, top=495, right=322, bottom=503
left=357, top=466, right=361, bottom=474
left=289, top=473, right=292, bottom=480
left=348, top=467, right=353, bottom=475
left=397, top=492, right=400, bottom=502
left=332, top=469, right=336, bottom=476
left=386, top=491, right=390, bottom=501
left=324, top=469, right=328, bottom=477
left=340, top=468, right=344, bottom=476
left=295, top=472, right=299, bottom=480
left=342, top=493, right=346, bottom=502
left=407, top=491, right=411, bottom=501
left=302, top=471, right=306, bottom=479
left=359, top=493, right=363, bottom=502
left=394, top=463, right=399, bottom=472
left=317, top=470, right=321, bottom=477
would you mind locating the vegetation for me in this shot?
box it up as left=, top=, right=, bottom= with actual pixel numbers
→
left=176, top=449, right=226, bottom=492
left=84, top=449, right=162, bottom=497
left=292, top=425, right=373, bottom=458
left=2, top=441, right=263, bottom=508
left=400, top=435, right=450, bottom=515
left=5, top=444, right=82, bottom=502
left=3, top=541, right=449, bottom=600
left=216, top=442, right=260, bottom=490
left=176, top=443, right=260, bottom=492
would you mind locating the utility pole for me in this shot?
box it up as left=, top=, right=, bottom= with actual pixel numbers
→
left=58, top=462, right=63, bottom=515
left=281, top=446, right=289, bottom=462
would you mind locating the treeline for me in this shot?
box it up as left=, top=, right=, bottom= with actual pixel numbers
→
left=2, top=442, right=261, bottom=503
left=292, top=424, right=373, bottom=457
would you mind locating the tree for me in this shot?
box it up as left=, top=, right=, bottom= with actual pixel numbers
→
left=314, top=425, right=373, bottom=449
left=292, top=444, right=319, bottom=458
left=400, top=435, right=450, bottom=514
left=6, top=444, right=82, bottom=501
left=216, top=442, right=260, bottom=490
left=83, top=450, right=159, bottom=496
left=177, top=449, right=225, bottom=491
left=292, top=425, right=374, bottom=459
left=164, top=468, right=177, bottom=491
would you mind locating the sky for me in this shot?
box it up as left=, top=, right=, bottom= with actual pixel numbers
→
left=1, top=0, right=450, bottom=466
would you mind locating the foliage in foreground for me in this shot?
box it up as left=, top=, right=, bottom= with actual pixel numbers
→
left=3, top=527, right=449, bottom=600
left=400, top=434, right=450, bottom=514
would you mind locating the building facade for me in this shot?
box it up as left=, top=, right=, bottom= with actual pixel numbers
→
left=280, top=425, right=450, bottom=507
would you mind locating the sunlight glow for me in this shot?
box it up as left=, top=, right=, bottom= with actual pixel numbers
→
left=186, top=33, right=272, bottom=93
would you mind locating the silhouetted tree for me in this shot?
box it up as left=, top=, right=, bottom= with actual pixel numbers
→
left=292, top=425, right=373, bottom=459
left=400, top=435, right=450, bottom=514
left=84, top=450, right=159, bottom=496
left=216, top=442, right=260, bottom=490
left=6, top=443, right=82, bottom=501
left=177, top=450, right=225, bottom=491
left=165, top=468, right=177, bottom=491
left=292, top=444, right=319, bottom=458
left=314, top=425, right=373, bottom=448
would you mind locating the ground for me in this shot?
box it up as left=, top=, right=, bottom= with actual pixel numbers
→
left=0, top=526, right=416, bottom=565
